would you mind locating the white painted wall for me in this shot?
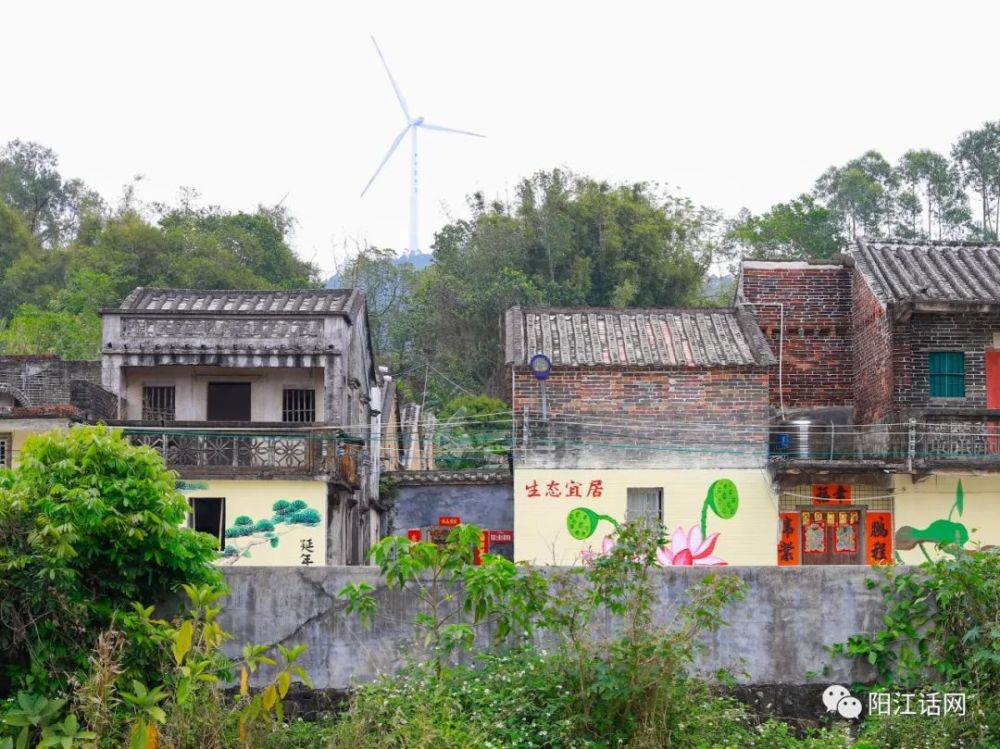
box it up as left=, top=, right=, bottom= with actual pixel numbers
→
left=122, top=366, right=326, bottom=421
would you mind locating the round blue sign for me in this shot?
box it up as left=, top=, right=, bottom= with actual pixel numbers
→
left=529, top=353, right=552, bottom=381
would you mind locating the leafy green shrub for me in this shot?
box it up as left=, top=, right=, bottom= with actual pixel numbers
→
left=335, top=522, right=807, bottom=748
left=434, top=395, right=511, bottom=470
left=0, top=425, right=222, bottom=693
left=833, top=547, right=1000, bottom=748
left=263, top=719, right=338, bottom=749
left=0, top=584, right=314, bottom=749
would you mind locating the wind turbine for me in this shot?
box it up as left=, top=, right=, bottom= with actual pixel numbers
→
left=360, top=36, right=485, bottom=254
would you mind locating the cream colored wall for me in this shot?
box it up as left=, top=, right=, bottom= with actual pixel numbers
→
left=123, top=367, right=326, bottom=421
left=893, top=473, right=1000, bottom=564
left=4, top=419, right=72, bottom=468
left=514, top=468, right=778, bottom=565
left=181, top=479, right=327, bottom=566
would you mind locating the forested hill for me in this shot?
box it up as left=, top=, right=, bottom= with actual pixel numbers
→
left=0, top=141, right=320, bottom=360
left=3, top=118, right=1000, bottom=404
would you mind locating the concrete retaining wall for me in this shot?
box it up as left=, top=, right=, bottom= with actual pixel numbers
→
left=219, top=565, right=886, bottom=690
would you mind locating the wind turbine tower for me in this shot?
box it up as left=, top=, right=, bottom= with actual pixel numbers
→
left=360, top=37, right=486, bottom=254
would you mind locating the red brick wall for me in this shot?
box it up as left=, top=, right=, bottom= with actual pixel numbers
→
left=894, top=313, right=1000, bottom=411
left=512, top=367, right=770, bottom=467
left=852, top=269, right=893, bottom=423
left=740, top=265, right=853, bottom=409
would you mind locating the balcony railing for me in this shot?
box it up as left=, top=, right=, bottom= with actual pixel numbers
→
left=118, top=425, right=363, bottom=485
left=769, top=413, right=1000, bottom=468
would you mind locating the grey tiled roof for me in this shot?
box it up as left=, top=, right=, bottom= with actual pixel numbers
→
left=504, top=307, right=776, bottom=368
left=853, top=240, right=1000, bottom=305
left=385, top=469, right=512, bottom=485
left=115, top=287, right=360, bottom=315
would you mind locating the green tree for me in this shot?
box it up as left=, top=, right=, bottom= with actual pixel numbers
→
left=0, top=304, right=100, bottom=359
left=0, top=425, right=222, bottom=692
left=157, top=204, right=318, bottom=289
left=435, top=395, right=511, bottom=469
left=951, top=122, right=1000, bottom=238
left=0, top=140, right=102, bottom=247
left=0, top=200, right=34, bottom=275
left=406, top=170, right=716, bottom=397
left=897, top=150, right=970, bottom=239
left=336, top=245, right=419, bottom=361
left=726, top=194, right=842, bottom=259
left=815, top=150, right=897, bottom=239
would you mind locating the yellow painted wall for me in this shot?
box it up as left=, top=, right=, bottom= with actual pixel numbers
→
left=514, top=469, right=777, bottom=565
left=893, top=473, right=1000, bottom=564
left=181, top=480, right=327, bottom=567
left=3, top=419, right=72, bottom=468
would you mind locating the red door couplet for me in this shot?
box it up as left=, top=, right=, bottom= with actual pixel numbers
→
left=987, top=351, right=1000, bottom=454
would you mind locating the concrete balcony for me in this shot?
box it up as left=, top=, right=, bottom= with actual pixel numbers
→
left=111, top=422, right=364, bottom=485
left=768, top=410, right=1000, bottom=474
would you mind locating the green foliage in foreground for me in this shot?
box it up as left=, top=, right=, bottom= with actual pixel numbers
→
left=833, top=547, right=1000, bottom=749
left=0, top=584, right=312, bottom=749
left=334, top=523, right=859, bottom=748
left=325, top=652, right=854, bottom=749
left=0, top=425, right=222, bottom=693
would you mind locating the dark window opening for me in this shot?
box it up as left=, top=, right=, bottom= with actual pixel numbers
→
left=929, top=352, right=965, bottom=398
left=0, top=433, right=11, bottom=468
left=283, top=389, right=316, bottom=422
left=142, top=386, right=176, bottom=421
left=188, top=497, right=225, bottom=550
left=207, top=382, right=251, bottom=421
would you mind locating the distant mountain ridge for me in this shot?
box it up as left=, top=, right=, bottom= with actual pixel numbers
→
left=325, top=251, right=433, bottom=288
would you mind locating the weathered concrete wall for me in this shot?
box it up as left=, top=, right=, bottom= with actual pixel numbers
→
left=390, top=476, right=513, bottom=533
left=219, top=565, right=885, bottom=690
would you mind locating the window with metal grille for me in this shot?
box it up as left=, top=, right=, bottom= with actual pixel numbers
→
left=282, top=389, right=316, bottom=422
left=0, top=433, right=11, bottom=468
left=142, top=386, right=176, bottom=421
left=929, top=352, right=965, bottom=398
left=626, top=487, right=663, bottom=527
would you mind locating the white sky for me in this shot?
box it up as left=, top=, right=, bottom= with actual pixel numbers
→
left=4, top=0, right=999, bottom=276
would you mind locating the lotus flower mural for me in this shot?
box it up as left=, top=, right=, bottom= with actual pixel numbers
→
left=574, top=478, right=741, bottom=566
left=580, top=536, right=615, bottom=564
left=656, top=525, right=727, bottom=566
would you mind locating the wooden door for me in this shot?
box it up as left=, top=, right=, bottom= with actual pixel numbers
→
left=207, top=383, right=251, bottom=421
left=798, top=507, right=865, bottom=565
left=987, top=351, right=1000, bottom=454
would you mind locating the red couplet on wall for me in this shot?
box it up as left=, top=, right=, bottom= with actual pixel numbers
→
left=473, top=530, right=490, bottom=565
left=439, top=516, right=461, bottom=527
left=812, top=484, right=852, bottom=505
left=866, top=512, right=893, bottom=565
left=407, top=528, right=422, bottom=542
left=777, top=512, right=800, bottom=566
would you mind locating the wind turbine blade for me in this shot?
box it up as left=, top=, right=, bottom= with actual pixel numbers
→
left=418, top=122, right=486, bottom=138
left=360, top=124, right=411, bottom=198
left=371, top=36, right=411, bottom=121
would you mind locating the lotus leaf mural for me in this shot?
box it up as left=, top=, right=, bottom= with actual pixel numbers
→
left=566, top=506, right=620, bottom=540
left=573, top=478, right=741, bottom=566
left=895, top=480, right=970, bottom=561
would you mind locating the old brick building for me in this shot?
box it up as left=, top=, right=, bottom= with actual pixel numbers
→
left=0, top=356, right=112, bottom=470
left=505, top=306, right=779, bottom=564
left=98, top=287, right=386, bottom=566
left=740, top=240, right=1000, bottom=566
